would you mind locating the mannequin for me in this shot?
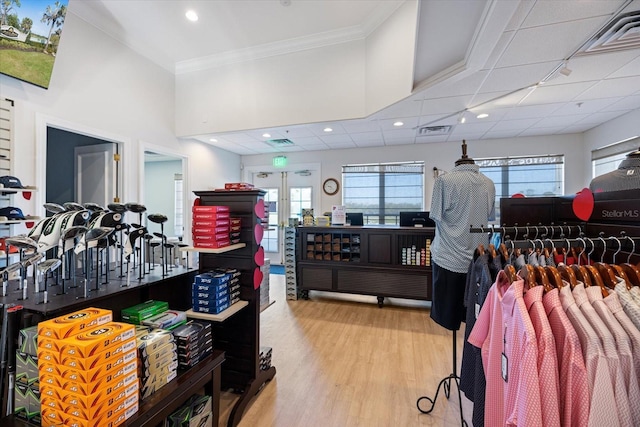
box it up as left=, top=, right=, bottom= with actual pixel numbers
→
left=417, top=140, right=495, bottom=425
left=589, top=147, right=640, bottom=193
left=429, top=140, right=495, bottom=330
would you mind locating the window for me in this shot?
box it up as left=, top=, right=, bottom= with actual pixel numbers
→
left=477, top=155, right=564, bottom=224
left=591, top=136, right=639, bottom=178
left=290, top=187, right=312, bottom=221
left=263, top=188, right=278, bottom=252
left=342, top=162, right=424, bottom=225
left=174, top=173, right=183, bottom=238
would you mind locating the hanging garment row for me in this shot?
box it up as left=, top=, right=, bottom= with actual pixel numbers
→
left=460, top=241, right=640, bottom=427
left=469, top=224, right=586, bottom=240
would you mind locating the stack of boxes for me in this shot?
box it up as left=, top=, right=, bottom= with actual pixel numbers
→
left=172, top=320, right=213, bottom=370
left=167, top=394, right=213, bottom=427
left=191, top=270, right=241, bottom=314
left=192, top=205, right=231, bottom=249
left=122, top=300, right=168, bottom=325
left=284, top=227, right=298, bottom=300
left=224, top=182, right=254, bottom=191
left=260, top=257, right=270, bottom=309
left=15, top=326, right=39, bottom=423
left=259, top=346, right=272, bottom=372
left=229, top=217, right=241, bottom=244
left=37, top=308, right=139, bottom=427
left=136, top=328, right=178, bottom=400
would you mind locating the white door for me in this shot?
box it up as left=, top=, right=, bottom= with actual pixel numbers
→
left=252, top=169, right=317, bottom=264
left=74, top=143, right=116, bottom=207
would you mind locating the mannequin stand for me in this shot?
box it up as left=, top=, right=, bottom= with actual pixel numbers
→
left=416, top=329, right=467, bottom=426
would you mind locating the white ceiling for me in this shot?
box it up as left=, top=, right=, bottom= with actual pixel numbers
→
left=69, top=0, right=640, bottom=155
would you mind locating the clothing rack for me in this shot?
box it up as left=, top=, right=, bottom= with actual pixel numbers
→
left=469, top=224, right=585, bottom=239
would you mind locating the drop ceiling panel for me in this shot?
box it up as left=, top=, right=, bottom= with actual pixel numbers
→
left=419, top=71, right=489, bottom=99
left=318, top=134, right=353, bottom=144
left=521, top=1, right=625, bottom=28
left=534, top=114, right=592, bottom=128
left=340, top=120, right=381, bottom=133
left=287, top=136, right=325, bottom=146
left=420, top=95, right=473, bottom=116
left=479, top=62, right=557, bottom=93
left=574, top=75, right=640, bottom=99
left=496, top=17, right=609, bottom=68
left=553, top=97, right=623, bottom=115
left=600, top=94, right=640, bottom=111
left=502, top=103, right=565, bottom=119
left=489, top=117, right=541, bottom=131
left=519, top=81, right=597, bottom=104
left=609, top=54, right=640, bottom=78
left=354, top=139, right=386, bottom=147
left=545, top=50, right=640, bottom=85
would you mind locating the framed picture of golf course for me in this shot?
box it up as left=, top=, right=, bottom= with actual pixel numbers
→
left=0, top=0, right=69, bottom=89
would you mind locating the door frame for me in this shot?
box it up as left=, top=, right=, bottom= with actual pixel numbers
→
left=74, top=143, right=116, bottom=207
left=35, top=113, right=129, bottom=218
left=138, top=141, right=190, bottom=240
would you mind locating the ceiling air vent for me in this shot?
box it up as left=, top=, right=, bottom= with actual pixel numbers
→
left=266, top=138, right=294, bottom=146
left=417, top=125, right=452, bottom=136
left=577, top=10, right=640, bottom=56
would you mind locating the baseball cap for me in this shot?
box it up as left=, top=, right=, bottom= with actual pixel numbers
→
left=0, top=206, right=25, bottom=220
left=0, top=176, right=25, bottom=189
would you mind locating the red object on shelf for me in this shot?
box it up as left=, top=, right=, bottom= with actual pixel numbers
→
left=224, top=182, right=254, bottom=190
left=192, top=205, right=230, bottom=213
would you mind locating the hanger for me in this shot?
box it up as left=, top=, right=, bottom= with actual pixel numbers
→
left=504, top=264, right=518, bottom=283
left=538, top=265, right=558, bottom=292
left=557, top=263, right=578, bottom=289
left=620, top=232, right=640, bottom=287
left=519, top=264, right=536, bottom=290
left=607, top=236, right=631, bottom=288
left=543, top=265, right=564, bottom=290
left=571, top=237, right=592, bottom=287
left=584, top=264, right=609, bottom=297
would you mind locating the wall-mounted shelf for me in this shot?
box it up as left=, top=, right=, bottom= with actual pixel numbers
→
left=186, top=300, right=249, bottom=322
left=0, top=217, right=40, bottom=225
left=0, top=187, right=36, bottom=194
left=179, top=243, right=246, bottom=253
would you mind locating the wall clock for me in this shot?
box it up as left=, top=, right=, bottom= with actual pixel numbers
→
left=322, top=178, right=340, bottom=195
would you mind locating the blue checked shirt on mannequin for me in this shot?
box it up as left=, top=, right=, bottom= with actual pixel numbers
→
left=430, top=163, right=496, bottom=273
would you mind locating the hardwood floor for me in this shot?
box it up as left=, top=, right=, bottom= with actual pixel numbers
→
left=219, top=274, right=473, bottom=427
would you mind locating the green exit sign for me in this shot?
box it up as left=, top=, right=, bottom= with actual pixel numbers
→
left=273, top=155, right=287, bottom=167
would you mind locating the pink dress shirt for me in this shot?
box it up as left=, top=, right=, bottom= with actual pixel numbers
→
left=604, top=291, right=640, bottom=396
left=614, top=278, right=640, bottom=330
left=468, top=272, right=543, bottom=427
left=559, top=283, right=618, bottom=427
left=572, top=283, right=633, bottom=427
left=586, top=285, right=640, bottom=425
left=524, top=285, right=561, bottom=427
left=543, top=288, right=589, bottom=427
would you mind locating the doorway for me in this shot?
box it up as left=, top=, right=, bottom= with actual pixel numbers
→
left=247, top=164, right=320, bottom=264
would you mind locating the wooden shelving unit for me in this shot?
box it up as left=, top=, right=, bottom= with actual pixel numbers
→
left=192, top=189, right=276, bottom=427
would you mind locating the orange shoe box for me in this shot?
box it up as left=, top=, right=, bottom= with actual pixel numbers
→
left=60, top=337, right=137, bottom=371
left=38, top=307, right=112, bottom=340
left=60, top=357, right=137, bottom=395
left=59, top=322, right=135, bottom=359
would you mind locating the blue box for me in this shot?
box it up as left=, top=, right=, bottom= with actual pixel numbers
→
left=192, top=303, right=229, bottom=315
left=193, top=272, right=231, bottom=285
left=192, top=295, right=230, bottom=308
left=192, top=283, right=229, bottom=299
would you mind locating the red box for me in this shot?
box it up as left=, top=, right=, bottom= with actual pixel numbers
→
left=192, top=226, right=229, bottom=235
left=191, top=214, right=230, bottom=225
left=224, top=182, right=254, bottom=190
left=192, top=219, right=230, bottom=228
left=193, top=212, right=229, bottom=221
left=192, top=205, right=230, bottom=213
left=194, top=240, right=231, bottom=249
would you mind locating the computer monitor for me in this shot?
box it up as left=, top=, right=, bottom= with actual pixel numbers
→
left=346, top=212, right=364, bottom=226
left=399, top=211, right=435, bottom=227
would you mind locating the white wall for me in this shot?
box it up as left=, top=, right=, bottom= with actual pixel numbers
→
left=241, top=134, right=586, bottom=214
left=583, top=109, right=640, bottom=174
left=0, top=12, right=241, bottom=230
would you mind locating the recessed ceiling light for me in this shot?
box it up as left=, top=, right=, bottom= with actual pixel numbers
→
left=477, top=113, right=489, bottom=119
left=185, top=10, right=198, bottom=22
left=393, top=121, right=404, bottom=127
left=324, top=127, right=333, bottom=132
left=262, top=133, right=271, bottom=138
left=209, top=138, right=217, bottom=142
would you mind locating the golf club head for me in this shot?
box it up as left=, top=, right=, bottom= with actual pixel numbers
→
left=43, top=203, right=66, bottom=214
left=107, top=203, right=127, bottom=213
left=83, top=203, right=105, bottom=212
left=63, top=202, right=85, bottom=211
left=37, top=212, right=74, bottom=253
left=89, top=212, right=123, bottom=228
left=27, top=217, right=53, bottom=241
left=37, top=258, right=62, bottom=273
left=4, top=261, right=23, bottom=273
left=22, top=253, right=44, bottom=266
left=147, top=213, right=168, bottom=224
left=124, top=227, right=146, bottom=256
left=74, top=226, right=114, bottom=254
left=125, top=203, right=147, bottom=214
left=6, top=236, right=39, bottom=251
left=58, top=225, right=88, bottom=253
left=153, top=232, right=166, bottom=240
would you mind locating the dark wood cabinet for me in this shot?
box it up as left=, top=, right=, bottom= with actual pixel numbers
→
left=296, top=226, right=435, bottom=306
left=192, top=190, right=276, bottom=427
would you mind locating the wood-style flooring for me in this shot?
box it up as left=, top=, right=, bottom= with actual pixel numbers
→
left=219, top=274, right=473, bottom=427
